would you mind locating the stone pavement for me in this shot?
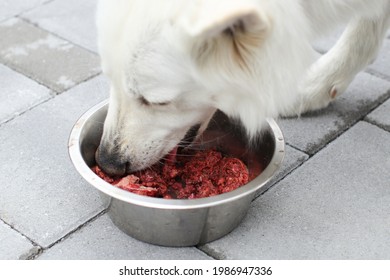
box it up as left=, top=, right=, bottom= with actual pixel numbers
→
left=0, top=0, right=389, bottom=260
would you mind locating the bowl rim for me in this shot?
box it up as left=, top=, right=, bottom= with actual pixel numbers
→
left=68, top=99, right=285, bottom=210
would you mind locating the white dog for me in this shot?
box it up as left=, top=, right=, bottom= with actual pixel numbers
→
left=95, top=0, right=390, bottom=176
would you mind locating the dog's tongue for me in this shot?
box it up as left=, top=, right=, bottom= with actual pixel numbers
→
left=165, top=146, right=178, bottom=163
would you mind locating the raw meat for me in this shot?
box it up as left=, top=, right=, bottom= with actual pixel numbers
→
left=92, top=149, right=250, bottom=199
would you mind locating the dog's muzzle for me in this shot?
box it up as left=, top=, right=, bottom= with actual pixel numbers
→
left=95, top=145, right=129, bottom=177
left=95, top=124, right=202, bottom=177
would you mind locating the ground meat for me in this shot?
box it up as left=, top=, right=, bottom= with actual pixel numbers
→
left=92, top=149, right=250, bottom=199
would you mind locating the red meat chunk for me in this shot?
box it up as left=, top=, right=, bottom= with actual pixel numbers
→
left=92, top=149, right=251, bottom=199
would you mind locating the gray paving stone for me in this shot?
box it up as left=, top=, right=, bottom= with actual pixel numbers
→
left=0, top=75, right=109, bottom=248
left=256, top=145, right=308, bottom=198
left=202, top=121, right=390, bottom=259
left=279, top=72, right=390, bottom=154
left=0, top=0, right=48, bottom=21
left=38, top=214, right=212, bottom=260
left=1, top=0, right=388, bottom=260
left=22, top=0, right=98, bottom=53
left=0, top=18, right=100, bottom=93
left=365, top=98, right=390, bottom=132
left=368, top=39, right=390, bottom=79
left=0, top=220, right=40, bottom=259
left=0, top=63, right=51, bottom=124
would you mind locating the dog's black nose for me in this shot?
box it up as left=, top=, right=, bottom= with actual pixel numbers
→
left=95, top=145, right=128, bottom=177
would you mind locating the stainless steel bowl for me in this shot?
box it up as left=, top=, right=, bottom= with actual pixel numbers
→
left=69, top=100, right=284, bottom=246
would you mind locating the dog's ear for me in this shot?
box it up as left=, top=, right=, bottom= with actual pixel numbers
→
left=181, top=0, right=270, bottom=41
left=179, top=0, right=270, bottom=70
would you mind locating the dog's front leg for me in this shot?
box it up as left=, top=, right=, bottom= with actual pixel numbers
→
left=292, top=13, right=390, bottom=115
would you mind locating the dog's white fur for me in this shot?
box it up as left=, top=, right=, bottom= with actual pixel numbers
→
left=96, top=0, right=390, bottom=175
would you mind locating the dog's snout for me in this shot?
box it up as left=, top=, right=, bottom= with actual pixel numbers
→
left=95, top=145, right=129, bottom=177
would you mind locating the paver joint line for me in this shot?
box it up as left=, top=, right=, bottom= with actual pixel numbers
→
left=0, top=1, right=389, bottom=260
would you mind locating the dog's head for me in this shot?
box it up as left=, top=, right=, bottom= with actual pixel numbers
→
left=95, top=0, right=307, bottom=176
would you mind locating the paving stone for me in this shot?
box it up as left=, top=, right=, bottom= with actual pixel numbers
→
left=365, top=98, right=390, bottom=132
left=0, top=18, right=100, bottom=93
left=368, top=39, right=390, bottom=79
left=279, top=72, right=390, bottom=154
left=0, top=220, right=40, bottom=260
left=1, top=0, right=389, bottom=260
left=202, top=121, right=390, bottom=259
left=0, top=0, right=48, bottom=21
left=256, top=145, right=308, bottom=198
left=38, top=214, right=212, bottom=260
left=22, top=0, right=98, bottom=53
left=0, top=63, right=51, bottom=124
left=0, top=75, right=109, bottom=248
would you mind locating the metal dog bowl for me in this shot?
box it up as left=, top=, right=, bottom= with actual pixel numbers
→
left=69, top=100, right=284, bottom=246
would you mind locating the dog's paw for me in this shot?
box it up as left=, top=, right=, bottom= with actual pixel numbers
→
left=279, top=84, right=339, bottom=118
left=297, top=79, right=342, bottom=114
left=284, top=54, right=353, bottom=117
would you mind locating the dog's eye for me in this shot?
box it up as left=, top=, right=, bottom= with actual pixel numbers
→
left=139, top=96, right=170, bottom=106
left=155, top=101, right=170, bottom=106
left=139, top=96, right=150, bottom=105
